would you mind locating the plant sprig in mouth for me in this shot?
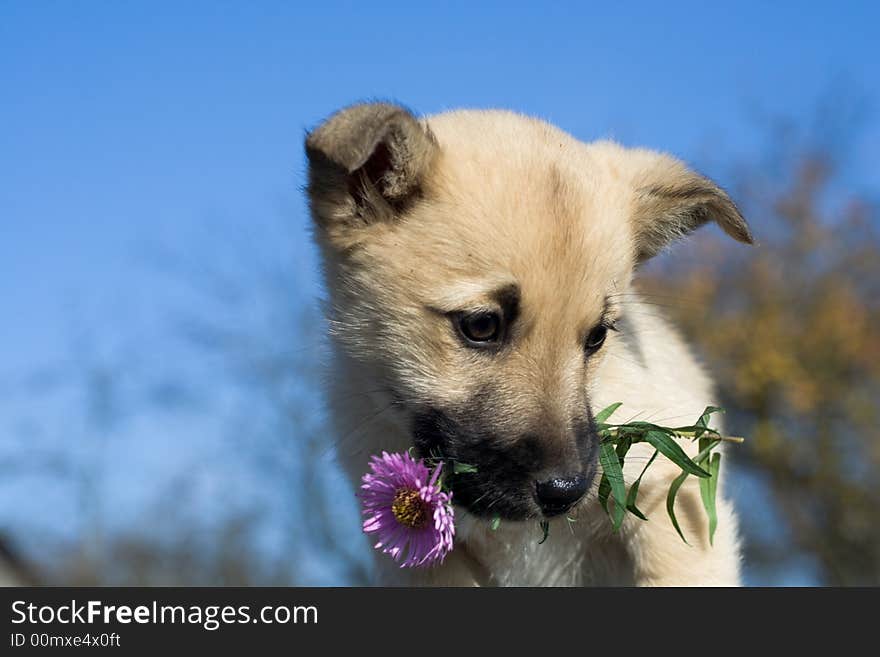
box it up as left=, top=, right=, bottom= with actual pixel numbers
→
left=504, top=404, right=741, bottom=546
left=592, top=403, right=742, bottom=545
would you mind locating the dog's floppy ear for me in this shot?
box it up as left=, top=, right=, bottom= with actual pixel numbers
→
left=305, top=102, right=437, bottom=244
left=627, top=150, right=753, bottom=262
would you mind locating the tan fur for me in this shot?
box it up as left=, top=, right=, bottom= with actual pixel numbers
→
left=306, top=104, right=751, bottom=586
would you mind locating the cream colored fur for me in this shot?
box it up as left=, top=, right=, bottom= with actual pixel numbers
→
left=307, top=106, right=749, bottom=586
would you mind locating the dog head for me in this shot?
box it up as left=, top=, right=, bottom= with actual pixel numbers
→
left=306, top=103, right=751, bottom=520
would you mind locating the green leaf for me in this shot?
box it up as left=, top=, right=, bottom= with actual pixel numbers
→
left=625, top=480, right=648, bottom=521
left=694, top=406, right=725, bottom=438
left=594, top=402, right=623, bottom=425
left=599, top=442, right=627, bottom=530
left=700, top=405, right=725, bottom=422
left=699, top=453, right=721, bottom=545
left=490, top=515, right=501, bottom=531
left=611, top=499, right=625, bottom=529
left=622, top=421, right=672, bottom=432
left=694, top=440, right=720, bottom=464
left=644, top=430, right=711, bottom=477
left=695, top=420, right=723, bottom=544
left=664, top=437, right=721, bottom=544
left=453, top=461, right=478, bottom=475
left=615, top=435, right=632, bottom=459
left=666, top=470, right=691, bottom=545
left=597, top=473, right=611, bottom=514
left=538, top=520, right=550, bottom=544
left=625, top=450, right=658, bottom=521
left=689, top=437, right=722, bottom=544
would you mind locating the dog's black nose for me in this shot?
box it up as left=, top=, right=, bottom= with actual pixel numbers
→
left=535, top=473, right=589, bottom=516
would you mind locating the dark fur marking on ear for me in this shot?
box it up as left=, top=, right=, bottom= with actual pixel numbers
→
left=642, top=181, right=717, bottom=202
left=305, top=102, right=438, bottom=243
left=634, top=175, right=753, bottom=263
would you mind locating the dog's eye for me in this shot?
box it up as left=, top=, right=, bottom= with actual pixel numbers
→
left=458, top=311, right=502, bottom=344
left=584, top=324, right=608, bottom=355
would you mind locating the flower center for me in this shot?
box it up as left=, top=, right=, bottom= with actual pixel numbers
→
left=391, top=488, right=430, bottom=529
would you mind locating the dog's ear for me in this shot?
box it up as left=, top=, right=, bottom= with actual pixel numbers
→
left=625, top=150, right=753, bottom=262
left=305, top=102, right=437, bottom=244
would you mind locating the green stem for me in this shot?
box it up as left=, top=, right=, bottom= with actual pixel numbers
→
left=602, top=428, right=744, bottom=443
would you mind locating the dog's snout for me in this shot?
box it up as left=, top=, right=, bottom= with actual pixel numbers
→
left=535, top=473, right=589, bottom=516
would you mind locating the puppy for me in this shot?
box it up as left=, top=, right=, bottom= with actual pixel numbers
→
left=305, top=103, right=752, bottom=586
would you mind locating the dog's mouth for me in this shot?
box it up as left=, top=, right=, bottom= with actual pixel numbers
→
left=411, top=407, right=600, bottom=521
left=443, top=455, right=598, bottom=521
left=445, top=470, right=541, bottom=521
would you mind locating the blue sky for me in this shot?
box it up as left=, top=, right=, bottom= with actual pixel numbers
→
left=1, top=1, right=878, bottom=584
left=3, top=1, right=879, bottom=370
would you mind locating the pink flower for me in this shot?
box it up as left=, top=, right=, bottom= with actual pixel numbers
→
left=358, top=451, right=455, bottom=568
